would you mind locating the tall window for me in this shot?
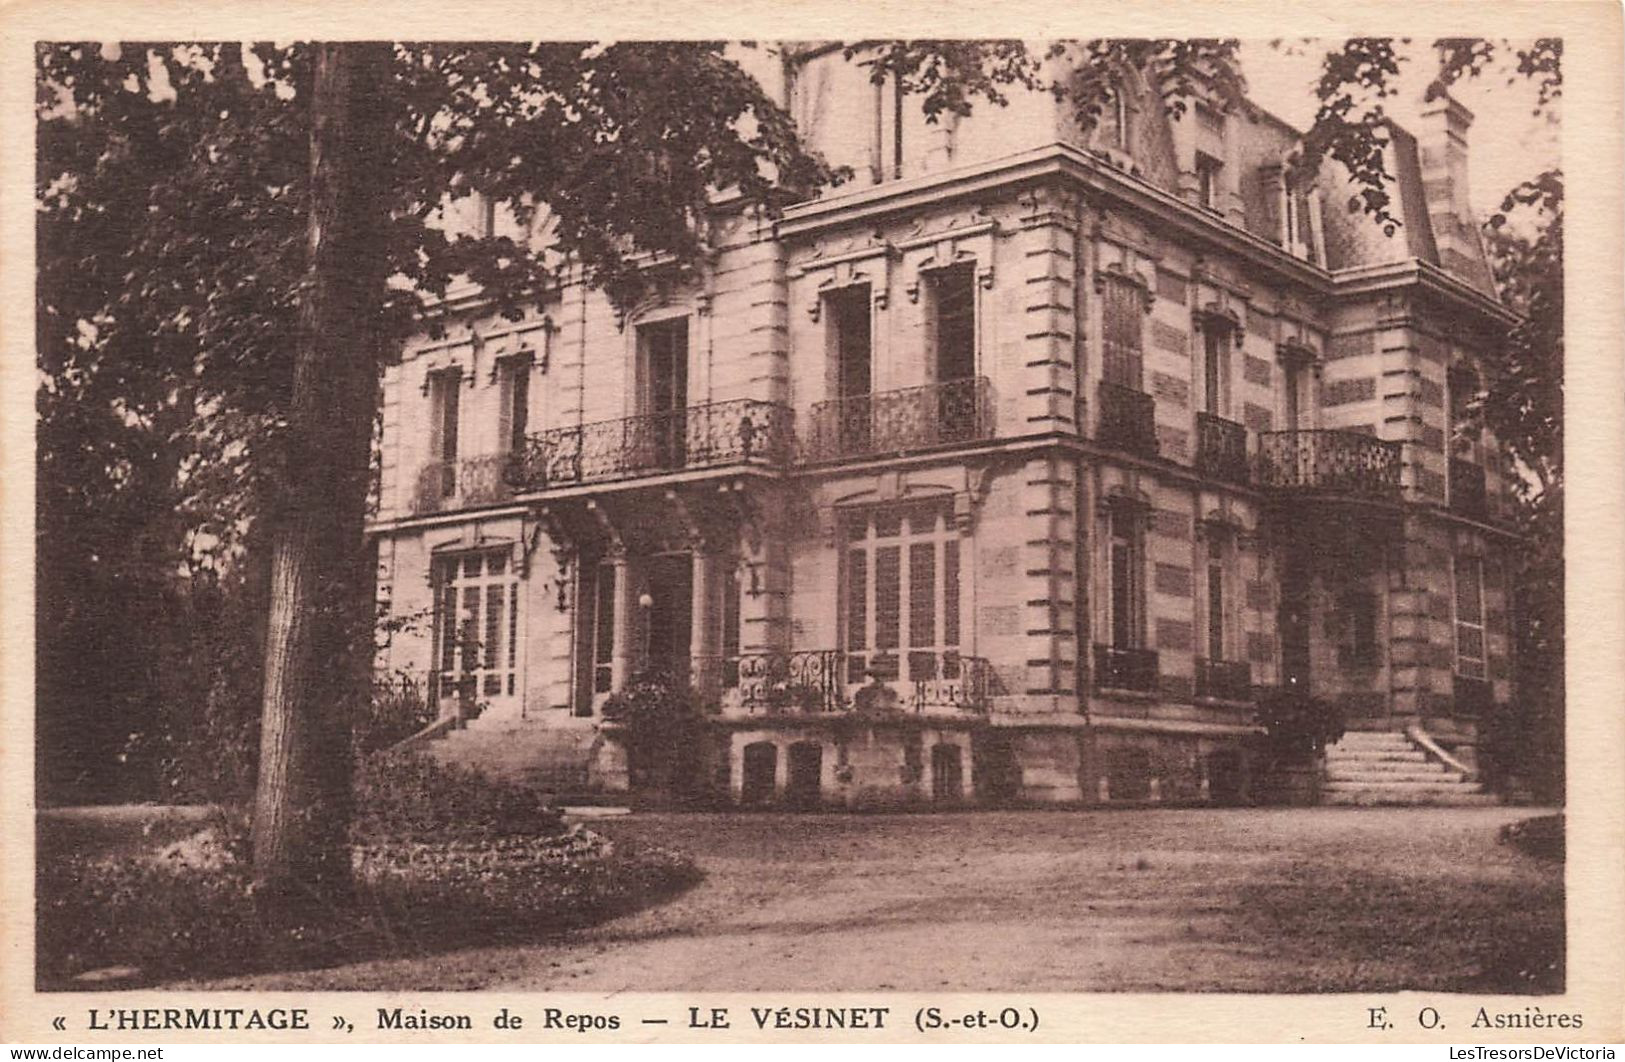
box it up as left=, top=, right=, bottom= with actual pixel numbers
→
left=1202, top=327, right=1229, bottom=415
left=1205, top=536, right=1227, bottom=661
left=1108, top=503, right=1146, bottom=649
left=1196, top=153, right=1223, bottom=211
left=929, top=264, right=976, bottom=382
left=426, top=368, right=462, bottom=496
left=1449, top=366, right=1482, bottom=462
left=1111, top=91, right=1130, bottom=151
left=572, top=558, right=618, bottom=715
left=721, top=566, right=742, bottom=686
left=842, top=500, right=962, bottom=684
left=432, top=549, right=520, bottom=708
left=830, top=285, right=873, bottom=399
left=1101, top=274, right=1144, bottom=389
left=827, top=285, right=873, bottom=454
left=1338, top=585, right=1379, bottom=669
left=1453, top=555, right=1486, bottom=679
left=497, top=353, right=532, bottom=455
left=637, top=317, right=689, bottom=469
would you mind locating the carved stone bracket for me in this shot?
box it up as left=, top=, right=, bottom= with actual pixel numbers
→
left=1193, top=301, right=1245, bottom=352
left=663, top=488, right=708, bottom=550
left=900, top=211, right=999, bottom=302
left=1017, top=184, right=1081, bottom=231
left=797, top=231, right=896, bottom=321
left=1276, top=335, right=1320, bottom=369
left=585, top=499, right=624, bottom=558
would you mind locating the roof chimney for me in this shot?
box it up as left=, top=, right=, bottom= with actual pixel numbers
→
left=1417, top=91, right=1488, bottom=285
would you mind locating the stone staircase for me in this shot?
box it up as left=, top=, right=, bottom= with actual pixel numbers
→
left=1322, top=730, right=1497, bottom=807
left=422, top=720, right=621, bottom=794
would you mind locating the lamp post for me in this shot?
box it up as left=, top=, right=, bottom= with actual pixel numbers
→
left=637, top=590, right=655, bottom=678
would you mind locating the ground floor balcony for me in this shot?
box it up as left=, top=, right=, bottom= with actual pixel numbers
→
left=715, top=648, right=993, bottom=717
left=800, top=376, right=994, bottom=464
left=1255, top=429, right=1402, bottom=502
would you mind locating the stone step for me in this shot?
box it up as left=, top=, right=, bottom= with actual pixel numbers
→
left=1327, top=765, right=1460, bottom=783
left=1326, top=756, right=1450, bottom=773
left=1323, top=780, right=1485, bottom=798
left=1322, top=786, right=1499, bottom=808
left=1326, top=749, right=1430, bottom=764
left=1337, top=731, right=1414, bottom=743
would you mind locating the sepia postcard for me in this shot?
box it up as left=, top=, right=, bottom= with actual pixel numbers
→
left=2, top=0, right=1621, bottom=1047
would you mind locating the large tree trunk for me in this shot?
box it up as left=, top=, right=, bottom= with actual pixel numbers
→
left=251, top=41, right=391, bottom=906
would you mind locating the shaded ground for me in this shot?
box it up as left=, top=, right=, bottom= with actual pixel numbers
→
left=179, top=806, right=1562, bottom=993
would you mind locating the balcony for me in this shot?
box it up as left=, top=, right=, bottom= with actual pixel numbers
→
left=1096, top=381, right=1159, bottom=458
left=1195, top=413, right=1249, bottom=485
left=1093, top=644, right=1160, bottom=694
left=1449, top=457, right=1488, bottom=521
left=1255, top=429, right=1402, bottom=502
left=411, top=453, right=517, bottom=515
left=801, top=376, right=993, bottom=463
left=509, top=398, right=793, bottom=491
left=718, top=648, right=992, bottom=715
left=1195, top=658, right=1253, bottom=702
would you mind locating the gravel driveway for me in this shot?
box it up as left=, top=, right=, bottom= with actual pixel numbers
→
left=198, top=805, right=1561, bottom=993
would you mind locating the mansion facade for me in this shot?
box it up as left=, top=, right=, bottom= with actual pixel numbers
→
left=369, top=46, right=1520, bottom=807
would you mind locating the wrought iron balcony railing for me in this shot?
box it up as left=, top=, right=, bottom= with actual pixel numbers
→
left=1449, top=456, right=1488, bottom=521
left=1195, top=413, right=1249, bottom=484
left=509, top=398, right=793, bottom=491
left=411, top=453, right=518, bottom=515
left=1093, top=644, right=1160, bottom=694
left=717, top=648, right=993, bottom=715
left=801, top=376, right=993, bottom=463
left=1096, top=381, right=1159, bottom=458
left=1255, top=429, right=1402, bottom=502
left=1195, top=657, right=1253, bottom=702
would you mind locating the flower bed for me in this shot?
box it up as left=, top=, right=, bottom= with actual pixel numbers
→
left=36, top=754, right=700, bottom=986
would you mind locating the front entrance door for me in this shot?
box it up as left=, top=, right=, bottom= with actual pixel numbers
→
left=1279, top=550, right=1312, bottom=691
left=643, top=553, right=693, bottom=685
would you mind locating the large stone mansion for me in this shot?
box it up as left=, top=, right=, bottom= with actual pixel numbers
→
left=369, top=44, right=1519, bottom=807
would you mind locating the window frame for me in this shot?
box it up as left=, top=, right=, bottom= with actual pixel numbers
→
left=839, top=500, right=963, bottom=684
left=1106, top=502, right=1147, bottom=650
left=1453, top=554, right=1487, bottom=679
left=431, top=547, right=522, bottom=711
left=1195, top=152, right=1223, bottom=212
left=1100, top=273, right=1146, bottom=390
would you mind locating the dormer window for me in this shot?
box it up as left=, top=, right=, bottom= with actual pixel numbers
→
left=1281, top=182, right=1324, bottom=265
left=1196, top=153, right=1223, bottom=212
left=1111, top=91, right=1130, bottom=151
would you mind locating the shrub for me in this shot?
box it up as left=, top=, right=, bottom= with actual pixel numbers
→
left=601, top=674, right=708, bottom=792
left=356, top=673, right=438, bottom=755
left=355, top=828, right=701, bottom=942
left=1256, top=685, right=1345, bottom=761
left=1501, top=813, right=1564, bottom=863
left=37, top=814, right=698, bottom=985
left=352, top=751, right=565, bottom=843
